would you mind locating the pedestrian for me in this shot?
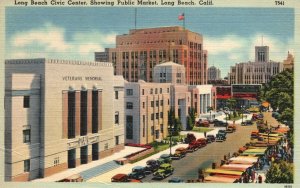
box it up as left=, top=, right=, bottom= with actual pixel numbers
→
left=258, top=175, right=262, bottom=183
left=204, top=131, right=207, bottom=138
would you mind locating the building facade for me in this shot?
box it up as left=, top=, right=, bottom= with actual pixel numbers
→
left=153, top=61, right=186, bottom=84
left=188, top=85, right=213, bottom=117
left=95, top=26, right=208, bottom=85
left=228, top=46, right=283, bottom=84
left=208, top=66, right=221, bottom=81
left=283, top=52, right=294, bottom=70
left=5, top=59, right=125, bottom=181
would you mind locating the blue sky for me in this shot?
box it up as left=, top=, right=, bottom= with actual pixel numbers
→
left=5, top=7, right=294, bottom=77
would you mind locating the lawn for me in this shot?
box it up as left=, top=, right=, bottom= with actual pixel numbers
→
left=192, top=127, right=214, bottom=133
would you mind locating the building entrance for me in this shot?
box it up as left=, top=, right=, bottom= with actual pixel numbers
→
left=68, top=149, right=76, bottom=168
left=92, top=143, right=99, bottom=161
left=80, top=146, right=88, bottom=164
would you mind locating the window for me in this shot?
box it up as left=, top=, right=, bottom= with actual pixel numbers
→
left=151, top=113, right=154, bottom=120
left=23, top=129, right=30, bottom=143
left=156, top=113, right=159, bottom=119
left=143, top=102, right=145, bottom=109
left=115, top=136, right=119, bottom=145
left=115, top=112, right=119, bottom=124
left=168, top=99, right=170, bottom=105
left=23, top=96, right=30, bottom=108
left=160, top=88, right=162, bottom=94
left=160, top=100, right=163, bottom=106
left=150, top=88, right=153, bottom=94
left=151, top=126, right=154, bottom=135
left=24, top=159, right=30, bottom=172
left=160, top=124, right=164, bottom=133
left=156, top=100, right=159, bottom=107
left=160, top=112, right=163, bottom=118
left=151, top=101, right=154, bottom=107
left=142, top=89, right=144, bottom=95
left=54, top=157, right=60, bottom=166
left=126, top=89, right=133, bottom=96
left=104, top=143, right=109, bottom=150
left=126, top=102, right=133, bottom=109
left=167, top=88, right=169, bottom=93
left=115, top=91, right=118, bottom=99
left=126, top=116, right=133, bottom=139
left=155, top=88, right=158, bottom=94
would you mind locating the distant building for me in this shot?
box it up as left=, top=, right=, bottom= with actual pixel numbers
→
left=95, top=48, right=109, bottom=62
left=208, top=66, right=221, bottom=81
left=228, top=46, right=283, bottom=84
left=5, top=59, right=125, bottom=181
left=153, top=61, right=186, bottom=84
left=95, top=26, right=208, bottom=85
left=283, top=52, right=294, bottom=70
left=231, top=84, right=262, bottom=108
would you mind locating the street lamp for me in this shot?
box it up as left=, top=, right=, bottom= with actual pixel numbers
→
left=168, top=124, right=174, bottom=156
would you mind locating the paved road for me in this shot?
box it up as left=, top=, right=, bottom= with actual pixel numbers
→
left=143, top=124, right=256, bottom=182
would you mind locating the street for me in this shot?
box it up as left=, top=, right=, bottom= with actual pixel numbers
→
left=143, top=124, right=256, bottom=182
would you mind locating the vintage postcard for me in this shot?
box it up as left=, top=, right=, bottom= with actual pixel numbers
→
left=0, top=0, right=298, bottom=187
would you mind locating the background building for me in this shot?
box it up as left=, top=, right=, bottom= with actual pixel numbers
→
left=5, top=59, right=125, bottom=181
left=153, top=61, right=186, bottom=84
left=283, top=52, right=294, bottom=70
left=188, top=85, right=213, bottom=117
left=228, top=46, right=283, bottom=84
left=95, top=26, right=208, bottom=85
left=208, top=66, right=221, bottom=81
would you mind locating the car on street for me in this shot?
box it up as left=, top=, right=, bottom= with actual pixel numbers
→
left=128, top=166, right=146, bottom=180
left=111, top=173, right=141, bottom=182
left=214, top=120, right=228, bottom=127
left=153, top=163, right=174, bottom=179
left=216, top=133, right=226, bottom=142
left=241, top=120, right=253, bottom=126
left=158, top=154, right=172, bottom=164
left=206, top=135, right=216, bottom=143
left=225, top=127, right=234, bottom=133
left=171, top=147, right=187, bottom=159
left=196, top=119, right=210, bottom=127
left=196, top=138, right=207, bottom=148
left=145, top=160, right=160, bottom=174
left=168, top=177, right=184, bottom=183
left=218, top=129, right=227, bottom=136
left=186, top=141, right=201, bottom=152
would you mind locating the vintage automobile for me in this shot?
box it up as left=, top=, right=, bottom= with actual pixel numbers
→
left=196, top=119, right=210, bottom=127
left=171, top=147, right=187, bottom=159
left=168, top=177, right=184, bottom=183
left=158, top=154, right=172, bottom=164
left=196, top=138, right=207, bottom=148
left=187, top=141, right=201, bottom=152
left=153, top=163, right=174, bottom=179
left=214, top=120, right=228, bottom=127
left=241, top=120, right=253, bottom=126
left=184, top=133, right=196, bottom=144
left=250, top=130, right=260, bottom=139
left=111, top=174, right=131, bottom=182
left=225, top=127, right=234, bottom=133
left=206, top=134, right=216, bottom=143
left=145, top=159, right=160, bottom=173
left=216, top=133, right=226, bottom=142
left=128, top=166, right=146, bottom=180
left=228, top=124, right=236, bottom=131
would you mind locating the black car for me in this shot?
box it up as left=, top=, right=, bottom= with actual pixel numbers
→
left=145, top=160, right=160, bottom=174
left=214, top=120, right=228, bottom=127
left=242, top=120, right=253, bottom=126
left=128, top=166, right=146, bottom=180
left=206, top=135, right=216, bottom=143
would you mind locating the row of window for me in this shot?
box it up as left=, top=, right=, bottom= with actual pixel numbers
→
left=126, top=88, right=170, bottom=96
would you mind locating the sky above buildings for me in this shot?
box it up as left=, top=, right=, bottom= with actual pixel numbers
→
left=5, top=7, right=294, bottom=77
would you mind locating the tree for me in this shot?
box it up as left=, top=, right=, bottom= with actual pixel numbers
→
left=168, top=108, right=182, bottom=136
left=186, top=107, right=196, bottom=130
left=226, top=98, right=236, bottom=119
left=265, top=161, right=293, bottom=183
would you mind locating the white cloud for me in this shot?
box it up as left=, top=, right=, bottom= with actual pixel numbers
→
left=7, top=23, right=117, bottom=60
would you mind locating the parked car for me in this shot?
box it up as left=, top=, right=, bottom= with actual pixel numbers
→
left=145, top=160, right=160, bottom=174
left=216, top=133, right=226, bottom=142
left=196, top=138, right=207, bottom=148
left=168, top=177, right=184, bottom=183
left=214, top=120, right=228, bottom=127
left=250, top=131, right=259, bottom=139
left=184, top=133, right=196, bottom=144
left=218, top=129, right=227, bottom=136
left=58, top=174, right=83, bottom=182
left=225, top=127, right=234, bottom=133
left=153, top=163, right=174, bottom=179
left=111, top=174, right=130, bottom=182
left=158, top=154, right=172, bottom=164
left=171, top=147, right=187, bottom=159
left=128, top=166, right=146, bottom=180
left=186, top=141, right=201, bottom=152
left=228, top=124, right=236, bottom=131
left=206, top=135, right=216, bottom=143
left=196, top=119, right=210, bottom=127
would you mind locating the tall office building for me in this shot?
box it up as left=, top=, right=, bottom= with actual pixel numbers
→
left=228, top=46, right=283, bottom=84
left=5, top=59, right=125, bottom=181
left=208, top=66, right=221, bottom=81
left=95, top=26, right=208, bottom=85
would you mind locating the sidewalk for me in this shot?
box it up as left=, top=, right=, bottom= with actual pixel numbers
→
left=87, top=143, right=189, bottom=182
left=32, top=146, right=145, bottom=182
